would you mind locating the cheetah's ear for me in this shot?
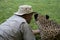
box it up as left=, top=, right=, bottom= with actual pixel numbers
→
left=45, top=15, right=49, bottom=19
left=34, top=14, right=38, bottom=21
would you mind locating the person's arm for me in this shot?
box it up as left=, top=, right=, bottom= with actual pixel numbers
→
left=20, top=22, right=36, bottom=40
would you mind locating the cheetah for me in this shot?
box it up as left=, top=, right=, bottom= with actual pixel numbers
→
left=34, top=13, right=60, bottom=40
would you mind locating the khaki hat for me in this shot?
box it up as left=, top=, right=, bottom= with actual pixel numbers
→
left=14, top=5, right=33, bottom=15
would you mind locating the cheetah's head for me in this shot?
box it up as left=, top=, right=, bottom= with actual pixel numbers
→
left=34, top=13, right=50, bottom=28
left=34, top=13, right=49, bottom=22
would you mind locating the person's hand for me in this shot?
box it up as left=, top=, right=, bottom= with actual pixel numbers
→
left=32, top=30, right=40, bottom=34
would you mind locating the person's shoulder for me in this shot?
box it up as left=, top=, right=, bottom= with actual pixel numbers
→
left=21, top=22, right=29, bottom=27
left=21, top=22, right=28, bottom=25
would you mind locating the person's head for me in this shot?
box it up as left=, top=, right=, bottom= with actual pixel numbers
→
left=15, top=5, right=36, bottom=23
left=21, top=12, right=35, bottom=24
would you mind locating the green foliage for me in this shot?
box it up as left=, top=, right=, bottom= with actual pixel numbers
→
left=0, top=0, right=60, bottom=30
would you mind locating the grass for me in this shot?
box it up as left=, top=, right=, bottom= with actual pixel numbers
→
left=0, top=0, right=60, bottom=30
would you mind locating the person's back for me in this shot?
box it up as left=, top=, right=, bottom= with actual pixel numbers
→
left=0, top=15, right=26, bottom=40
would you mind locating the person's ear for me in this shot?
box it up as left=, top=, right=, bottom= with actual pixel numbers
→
left=45, top=15, right=49, bottom=19
left=34, top=14, right=38, bottom=21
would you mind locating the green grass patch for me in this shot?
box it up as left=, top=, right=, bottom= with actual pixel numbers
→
left=0, top=0, right=60, bottom=30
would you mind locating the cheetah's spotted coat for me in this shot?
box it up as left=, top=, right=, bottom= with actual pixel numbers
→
left=34, top=14, right=60, bottom=40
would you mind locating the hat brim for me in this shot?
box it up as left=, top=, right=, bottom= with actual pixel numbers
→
left=14, top=12, right=25, bottom=15
left=14, top=12, right=34, bottom=15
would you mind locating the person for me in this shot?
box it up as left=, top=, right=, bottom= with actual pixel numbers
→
left=0, top=5, right=36, bottom=40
